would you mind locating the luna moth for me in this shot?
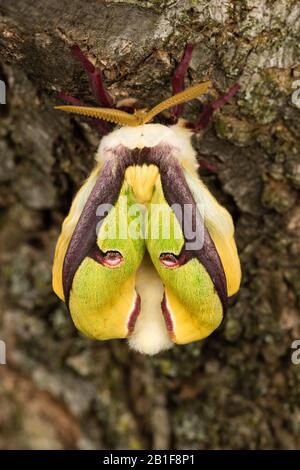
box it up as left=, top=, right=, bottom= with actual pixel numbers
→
left=52, top=44, right=241, bottom=355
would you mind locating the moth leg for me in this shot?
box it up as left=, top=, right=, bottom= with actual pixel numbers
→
left=198, top=158, right=218, bottom=174
left=58, top=92, right=111, bottom=135
left=171, top=43, right=194, bottom=120
left=71, top=44, right=114, bottom=108
left=192, top=83, right=240, bottom=131
left=58, top=92, right=86, bottom=107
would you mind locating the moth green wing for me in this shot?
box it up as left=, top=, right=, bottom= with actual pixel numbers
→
left=54, top=159, right=144, bottom=340
left=146, top=161, right=226, bottom=345
left=69, top=184, right=145, bottom=339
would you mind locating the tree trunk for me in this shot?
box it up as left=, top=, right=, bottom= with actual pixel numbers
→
left=0, top=0, right=299, bottom=450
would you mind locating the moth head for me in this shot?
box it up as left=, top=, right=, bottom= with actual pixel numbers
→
left=54, top=81, right=211, bottom=127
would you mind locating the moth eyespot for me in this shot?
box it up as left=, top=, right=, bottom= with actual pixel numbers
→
left=159, top=253, right=181, bottom=268
left=101, top=251, right=124, bottom=268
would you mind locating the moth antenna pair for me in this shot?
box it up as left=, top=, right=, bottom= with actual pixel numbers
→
left=54, top=81, right=211, bottom=127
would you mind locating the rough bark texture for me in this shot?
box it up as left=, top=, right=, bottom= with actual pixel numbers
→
left=0, top=0, right=300, bottom=450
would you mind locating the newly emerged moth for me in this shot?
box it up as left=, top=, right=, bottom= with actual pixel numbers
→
left=52, top=44, right=241, bottom=355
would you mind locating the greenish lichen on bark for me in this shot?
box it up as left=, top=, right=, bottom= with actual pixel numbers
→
left=0, top=0, right=300, bottom=450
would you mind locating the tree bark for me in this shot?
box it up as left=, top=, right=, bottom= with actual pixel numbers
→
left=0, top=0, right=300, bottom=449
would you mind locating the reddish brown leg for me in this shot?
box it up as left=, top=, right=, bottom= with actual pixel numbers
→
left=198, top=158, right=218, bottom=173
left=71, top=45, right=114, bottom=107
left=171, top=43, right=194, bottom=120
left=193, top=83, right=240, bottom=131
left=58, top=92, right=86, bottom=107
left=192, top=83, right=240, bottom=174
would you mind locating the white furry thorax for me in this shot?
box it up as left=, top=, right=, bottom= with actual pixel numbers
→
left=96, top=121, right=198, bottom=175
